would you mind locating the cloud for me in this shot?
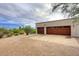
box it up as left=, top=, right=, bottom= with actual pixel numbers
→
left=0, top=3, right=53, bottom=28
left=0, top=3, right=52, bottom=23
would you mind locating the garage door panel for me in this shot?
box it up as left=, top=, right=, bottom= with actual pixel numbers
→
left=46, top=26, right=71, bottom=35
left=37, top=27, right=44, bottom=34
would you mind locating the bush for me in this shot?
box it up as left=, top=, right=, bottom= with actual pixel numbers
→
left=12, top=29, right=20, bottom=33
left=31, top=29, right=36, bottom=34
left=23, top=26, right=36, bottom=35
left=0, top=26, right=36, bottom=38
left=19, top=28, right=24, bottom=34
left=7, top=33, right=13, bottom=37
left=0, top=28, right=7, bottom=38
left=23, top=26, right=33, bottom=35
left=19, top=31, right=24, bottom=34
left=14, top=33, right=19, bottom=36
left=0, top=32, right=4, bottom=38
left=11, top=28, right=24, bottom=35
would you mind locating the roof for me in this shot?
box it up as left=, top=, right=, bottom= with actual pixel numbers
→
left=36, top=17, right=77, bottom=24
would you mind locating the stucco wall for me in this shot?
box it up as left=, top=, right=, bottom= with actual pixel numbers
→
left=71, top=23, right=79, bottom=37
left=36, top=19, right=73, bottom=27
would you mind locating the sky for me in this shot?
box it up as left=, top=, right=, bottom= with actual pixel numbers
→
left=0, top=3, right=66, bottom=29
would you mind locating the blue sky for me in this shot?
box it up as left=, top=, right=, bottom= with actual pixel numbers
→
left=0, top=3, right=65, bottom=29
left=0, top=16, right=22, bottom=28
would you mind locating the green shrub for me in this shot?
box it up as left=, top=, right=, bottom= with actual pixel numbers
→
left=14, top=33, right=19, bottom=36
left=23, top=25, right=36, bottom=35
left=7, top=33, right=13, bottom=37
left=0, top=32, right=4, bottom=38
left=11, top=28, right=24, bottom=35
left=31, top=29, right=36, bottom=34
left=19, top=30, right=24, bottom=34
left=0, top=27, right=24, bottom=38
left=23, top=26, right=32, bottom=35
left=19, top=31, right=24, bottom=34
left=0, top=28, right=7, bottom=38
left=12, top=29, right=20, bottom=33
left=0, top=25, right=36, bottom=38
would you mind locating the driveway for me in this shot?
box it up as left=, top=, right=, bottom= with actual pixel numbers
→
left=28, top=34, right=79, bottom=47
left=0, top=34, right=79, bottom=55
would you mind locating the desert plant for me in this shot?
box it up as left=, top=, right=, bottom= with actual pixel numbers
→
left=14, top=33, right=19, bottom=36
left=23, top=26, right=33, bottom=35
left=12, top=29, right=20, bottom=33
left=19, top=30, right=24, bottom=34
left=31, top=29, right=36, bottom=34
left=0, top=28, right=7, bottom=38
left=10, top=28, right=24, bottom=36
left=0, top=32, right=4, bottom=38
left=0, top=27, right=24, bottom=38
left=6, top=32, right=13, bottom=37
left=23, top=26, right=36, bottom=35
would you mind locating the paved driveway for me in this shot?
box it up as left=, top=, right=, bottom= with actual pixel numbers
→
left=28, top=34, right=79, bottom=47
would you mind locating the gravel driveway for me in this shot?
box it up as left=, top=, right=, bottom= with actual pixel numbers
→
left=29, top=34, right=79, bottom=47
left=0, top=34, right=79, bottom=56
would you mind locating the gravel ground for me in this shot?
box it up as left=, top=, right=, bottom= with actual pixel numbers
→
left=29, top=34, right=79, bottom=47
left=0, top=34, right=79, bottom=56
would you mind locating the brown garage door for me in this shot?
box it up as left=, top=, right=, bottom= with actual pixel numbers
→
left=46, top=26, right=71, bottom=35
left=37, top=27, right=44, bottom=34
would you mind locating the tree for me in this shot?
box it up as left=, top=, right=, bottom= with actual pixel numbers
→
left=23, top=26, right=33, bottom=35
left=52, top=3, right=79, bottom=17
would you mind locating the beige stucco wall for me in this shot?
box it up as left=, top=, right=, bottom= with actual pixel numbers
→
left=36, top=19, right=73, bottom=27
left=36, top=18, right=79, bottom=37
left=71, top=23, right=79, bottom=37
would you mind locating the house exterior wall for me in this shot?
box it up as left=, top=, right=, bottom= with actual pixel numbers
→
left=71, top=22, right=79, bottom=37
left=36, top=18, right=79, bottom=37
left=36, top=19, right=73, bottom=27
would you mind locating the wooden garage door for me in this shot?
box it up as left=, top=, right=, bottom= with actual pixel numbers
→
left=46, top=26, right=71, bottom=35
left=37, top=27, right=44, bottom=34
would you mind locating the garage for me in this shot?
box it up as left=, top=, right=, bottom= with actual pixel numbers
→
left=37, top=27, right=44, bottom=34
left=36, top=18, right=79, bottom=37
left=46, top=26, right=71, bottom=35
